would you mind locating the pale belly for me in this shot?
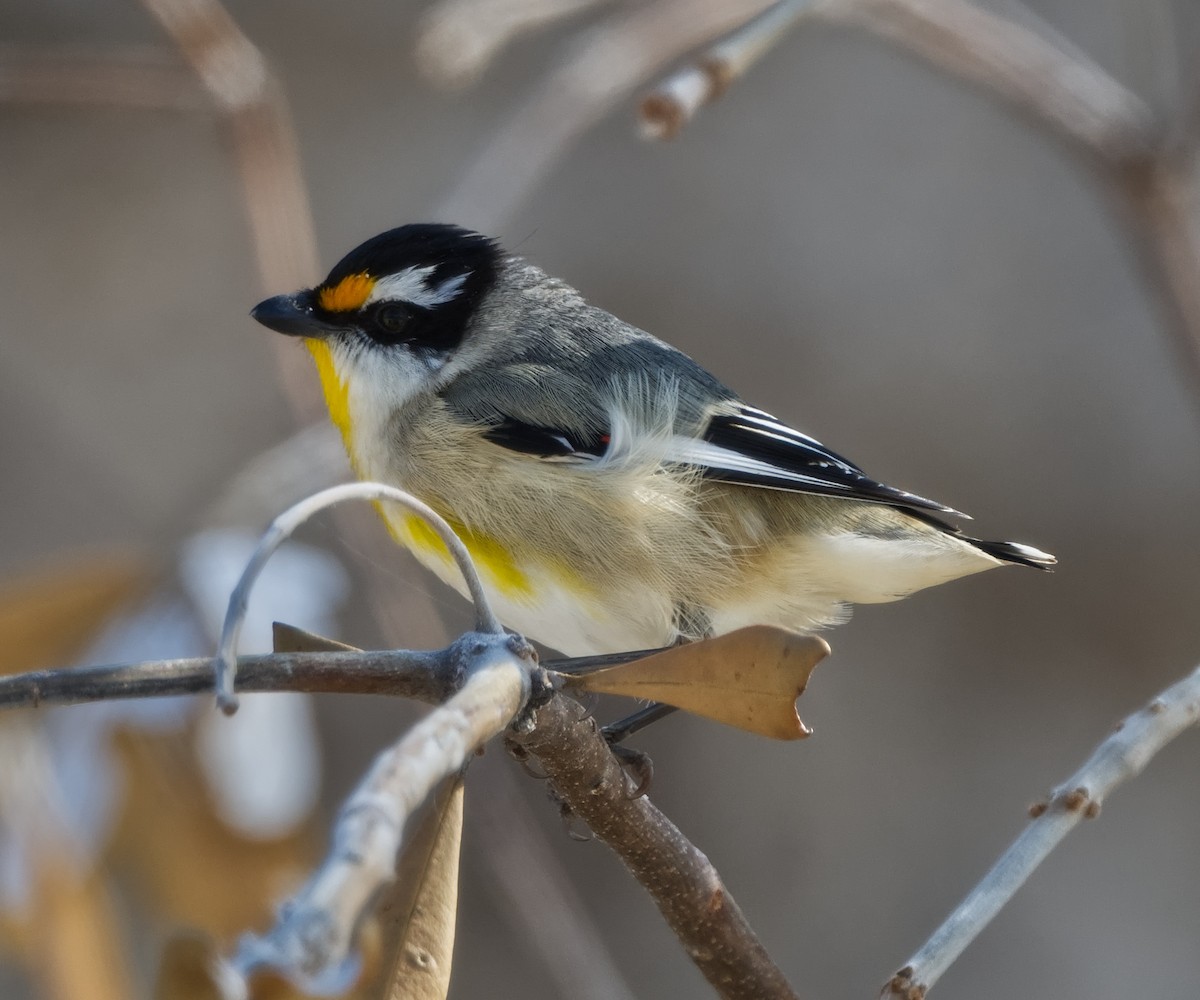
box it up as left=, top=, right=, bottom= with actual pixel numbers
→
left=382, top=507, right=678, bottom=657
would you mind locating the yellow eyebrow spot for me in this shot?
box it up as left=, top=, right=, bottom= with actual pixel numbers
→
left=318, top=272, right=376, bottom=313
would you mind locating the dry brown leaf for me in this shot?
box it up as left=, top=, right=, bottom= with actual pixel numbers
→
left=0, top=550, right=153, bottom=675
left=369, top=775, right=464, bottom=1000
left=271, top=621, right=360, bottom=654
left=564, top=626, right=828, bottom=740
left=28, top=865, right=135, bottom=1000
left=155, top=932, right=228, bottom=1000
left=109, top=729, right=316, bottom=934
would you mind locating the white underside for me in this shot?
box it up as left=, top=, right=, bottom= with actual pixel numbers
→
left=399, top=516, right=1000, bottom=657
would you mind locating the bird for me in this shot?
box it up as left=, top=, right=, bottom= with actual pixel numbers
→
left=251, top=223, right=1055, bottom=660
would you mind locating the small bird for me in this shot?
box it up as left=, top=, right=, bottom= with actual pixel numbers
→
left=252, top=224, right=1054, bottom=658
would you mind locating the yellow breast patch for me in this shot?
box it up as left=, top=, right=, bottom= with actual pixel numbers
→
left=395, top=512, right=535, bottom=599
left=306, top=340, right=355, bottom=463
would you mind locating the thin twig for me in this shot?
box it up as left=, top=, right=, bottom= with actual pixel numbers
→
left=639, top=0, right=815, bottom=139
left=416, top=0, right=613, bottom=89
left=233, top=633, right=534, bottom=994
left=468, top=758, right=643, bottom=1000
left=138, top=0, right=324, bottom=420
left=640, top=0, right=1200, bottom=412
left=214, top=483, right=501, bottom=713
left=435, top=0, right=776, bottom=229
left=508, top=694, right=802, bottom=1000
left=815, top=0, right=1156, bottom=163
left=0, top=649, right=453, bottom=710
left=0, top=646, right=651, bottom=711
left=883, top=662, right=1200, bottom=998
left=809, top=0, right=1200, bottom=397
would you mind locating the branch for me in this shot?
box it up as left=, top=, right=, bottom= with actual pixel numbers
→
left=213, top=482, right=502, bottom=713
left=808, top=0, right=1200, bottom=397
left=638, top=0, right=1200, bottom=398
left=640, top=0, right=816, bottom=139
left=508, top=694, right=802, bottom=1000
left=138, top=0, right=325, bottom=420
left=884, top=662, right=1200, bottom=998
left=435, top=0, right=776, bottom=229
left=0, top=640, right=659, bottom=710
left=416, top=0, right=614, bottom=89
left=233, top=632, right=535, bottom=994
left=816, top=0, right=1156, bottom=163
left=0, top=649, right=456, bottom=711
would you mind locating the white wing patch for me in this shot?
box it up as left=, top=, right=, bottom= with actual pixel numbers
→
left=665, top=437, right=858, bottom=493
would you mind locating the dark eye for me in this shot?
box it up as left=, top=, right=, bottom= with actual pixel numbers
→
left=374, top=303, right=410, bottom=336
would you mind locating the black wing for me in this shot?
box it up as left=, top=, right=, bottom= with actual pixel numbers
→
left=676, top=404, right=965, bottom=516
left=481, top=417, right=609, bottom=460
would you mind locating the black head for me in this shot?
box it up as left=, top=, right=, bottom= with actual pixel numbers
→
left=251, top=224, right=502, bottom=355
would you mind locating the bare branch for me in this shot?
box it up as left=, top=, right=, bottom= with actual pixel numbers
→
left=436, top=0, right=776, bottom=229
left=1112, top=153, right=1200, bottom=403
left=816, top=0, right=1156, bottom=163
left=138, top=0, right=324, bottom=420
left=805, top=0, right=1200, bottom=397
left=884, top=662, right=1200, bottom=997
left=233, top=633, right=534, bottom=994
left=214, top=483, right=502, bottom=713
left=416, top=0, right=613, bottom=89
left=0, top=641, right=655, bottom=711
left=640, top=0, right=816, bottom=139
left=639, top=0, right=1200, bottom=416
left=0, top=648, right=457, bottom=711
left=0, top=44, right=206, bottom=110
left=467, top=759, right=642, bottom=1000
left=508, top=694, right=802, bottom=1000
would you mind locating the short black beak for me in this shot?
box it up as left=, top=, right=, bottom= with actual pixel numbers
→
left=250, top=292, right=342, bottom=338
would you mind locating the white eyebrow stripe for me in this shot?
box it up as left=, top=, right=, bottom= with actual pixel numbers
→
left=365, top=266, right=470, bottom=308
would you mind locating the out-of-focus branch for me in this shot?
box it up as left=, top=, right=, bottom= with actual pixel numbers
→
left=0, top=44, right=206, bottom=110
left=883, top=661, right=1200, bottom=998
left=508, top=695, right=802, bottom=1000
left=467, top=758, right=642, bottom=1000
left=233, top=633, right=534, bottom=994
left=639, top=0, right=1200, bottom=402
left=1, top=633, right=795, bottom=995
left=640, top=0, right=816, bottom=139
left=815, top=0, right=1200, bottom=409
left=436, top=0, right=776, bottom=229
left=138, top=0, right=324, bottom=421
left=417, top=0, right=613, bottom=89
left=817, top=0, right=1156, bottom=162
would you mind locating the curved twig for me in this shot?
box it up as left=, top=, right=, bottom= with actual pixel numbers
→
left=214, top=482, right=501, bottom=713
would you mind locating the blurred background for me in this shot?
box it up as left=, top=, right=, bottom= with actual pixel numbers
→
left=2, top=1, right=1200, bottom=998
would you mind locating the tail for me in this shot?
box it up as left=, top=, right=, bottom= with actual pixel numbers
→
left=967, top=537, right=1057, bottom=570
left=904, top=508, right=1057, bottom=570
